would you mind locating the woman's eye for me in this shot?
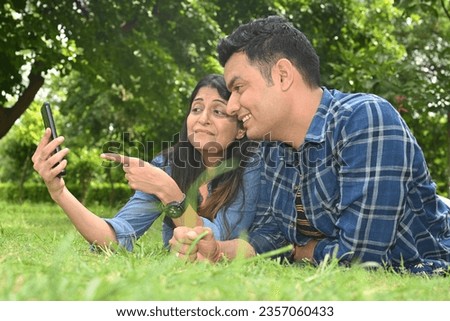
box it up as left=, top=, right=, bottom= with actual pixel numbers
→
left=213, top=109, right=228, bottom=117
left=191, top=106, right=203, bottom=113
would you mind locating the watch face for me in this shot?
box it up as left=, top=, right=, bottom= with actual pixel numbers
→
left=165, top=205, right=183, bottom=218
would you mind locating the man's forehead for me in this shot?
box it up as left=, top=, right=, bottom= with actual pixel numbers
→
left=224, top=53, right=249, bottom=84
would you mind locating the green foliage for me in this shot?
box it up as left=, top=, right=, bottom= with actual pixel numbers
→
left=0, top=182, right=132, bottom=206
left=0, top=182, right=49, bottom=203
left=0, top=101, right=43, bottom=185
left=1, top=201, right=450, bottom=300
left=0, top=0, right=448, bottom=196
left=392, top=0, right=450, bottom=195
left=0, top=94, right=135, bottom=205
left=67, top=146, right=103, bottom=202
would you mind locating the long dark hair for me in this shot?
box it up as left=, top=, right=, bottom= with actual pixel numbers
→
left=162, top=74, right=256, bottom=222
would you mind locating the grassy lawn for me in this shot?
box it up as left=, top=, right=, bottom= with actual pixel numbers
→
left=0, top=200, right=449, bottom=301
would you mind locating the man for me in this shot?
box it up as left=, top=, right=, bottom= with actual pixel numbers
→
left=170, top=16, right=450, bottom=274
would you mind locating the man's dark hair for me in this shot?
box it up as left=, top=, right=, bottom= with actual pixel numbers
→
left=217, top=15, right=320, bottom=88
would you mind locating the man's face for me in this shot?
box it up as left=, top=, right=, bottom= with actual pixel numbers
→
left=224, top=52, right=281, bottom=141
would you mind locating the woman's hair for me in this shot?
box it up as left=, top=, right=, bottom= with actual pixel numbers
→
left=217, top=15, right=320, bottom=88
left=162, top=74, right=256, bottom=229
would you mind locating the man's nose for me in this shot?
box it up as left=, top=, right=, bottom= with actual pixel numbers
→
left=226, top=94, right=240, bottom=116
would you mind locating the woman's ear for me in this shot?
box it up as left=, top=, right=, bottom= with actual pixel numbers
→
left=235, top=128, right=246, bottom=140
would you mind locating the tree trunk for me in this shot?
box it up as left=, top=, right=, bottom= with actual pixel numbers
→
left=0, top=72, right=44, bottom=139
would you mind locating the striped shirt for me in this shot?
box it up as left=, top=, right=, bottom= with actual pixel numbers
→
left=249, top=87, right=450, bottom=274
left=295, top=189, right=324, bottom=239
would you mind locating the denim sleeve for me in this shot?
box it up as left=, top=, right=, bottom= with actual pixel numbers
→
left=103, top=154, right=171, bottom=251
left=201, top=163, right=260, bottom=241
left=104, top=191, right=163, bottom=251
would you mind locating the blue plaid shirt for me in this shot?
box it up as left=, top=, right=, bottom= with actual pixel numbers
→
left=249, top=87, right=450, bottom=274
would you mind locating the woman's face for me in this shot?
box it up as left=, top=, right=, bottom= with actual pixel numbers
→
left=187, top=86, right=245, bottom=166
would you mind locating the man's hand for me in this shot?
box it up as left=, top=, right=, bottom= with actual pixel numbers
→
left=292, top=239, right=319, bottom=263
left=169, top=226, right=222, bottom=263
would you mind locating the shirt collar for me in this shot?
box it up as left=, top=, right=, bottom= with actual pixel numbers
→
left=262, top=141, right=300, bottom=167
left=304, top=87, right=334, bottom=144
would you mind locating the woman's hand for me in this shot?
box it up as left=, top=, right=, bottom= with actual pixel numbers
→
left=31, top=128, right=69, bottom=199
left=100, top=153, right=183, bottom=204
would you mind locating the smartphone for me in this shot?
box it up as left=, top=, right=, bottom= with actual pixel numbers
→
left=40, top=102, right=66, bottom=177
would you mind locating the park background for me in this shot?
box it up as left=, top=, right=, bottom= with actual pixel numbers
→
left=0, top=0, right=450, bottom=303
left=0, top=0, right=449, bottom=206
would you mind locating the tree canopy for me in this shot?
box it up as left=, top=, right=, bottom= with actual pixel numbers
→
left=0, top=0, right=449, bottom=198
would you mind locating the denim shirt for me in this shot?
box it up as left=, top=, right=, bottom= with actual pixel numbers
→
left=105, top=153, right=261, bottom=251
left=249, top=87, right=450, bottom=274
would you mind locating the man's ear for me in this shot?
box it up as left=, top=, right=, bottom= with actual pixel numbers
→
left=274, top=58, right=294, bottom=91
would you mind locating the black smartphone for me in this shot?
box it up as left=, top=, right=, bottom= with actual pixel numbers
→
left=41, top=102, right=66, bottom=177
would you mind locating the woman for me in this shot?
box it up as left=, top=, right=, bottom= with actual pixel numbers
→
left=32, top=74, right=260, bottom=252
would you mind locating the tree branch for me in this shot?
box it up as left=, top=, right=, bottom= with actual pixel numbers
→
left=0, top=72, right=45, bottom=139
left=442, top=0, right=450, bottom=20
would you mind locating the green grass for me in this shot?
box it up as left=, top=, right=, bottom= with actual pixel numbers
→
left=1, top=201, right=449, bottom=301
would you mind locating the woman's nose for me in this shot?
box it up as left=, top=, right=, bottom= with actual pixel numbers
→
left=198, top=110, right=210, bottom=124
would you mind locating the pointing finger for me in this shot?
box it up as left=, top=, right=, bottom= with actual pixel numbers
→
left=101, top=153, right=146, bottom=167
left=100, top=153, right=129, bottom=164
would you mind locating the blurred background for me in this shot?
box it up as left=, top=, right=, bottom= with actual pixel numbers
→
left=0, top=0, right=448, bottom=206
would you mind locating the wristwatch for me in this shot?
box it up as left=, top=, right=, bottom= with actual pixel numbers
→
left=161, top=194, right=186, bottom=218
